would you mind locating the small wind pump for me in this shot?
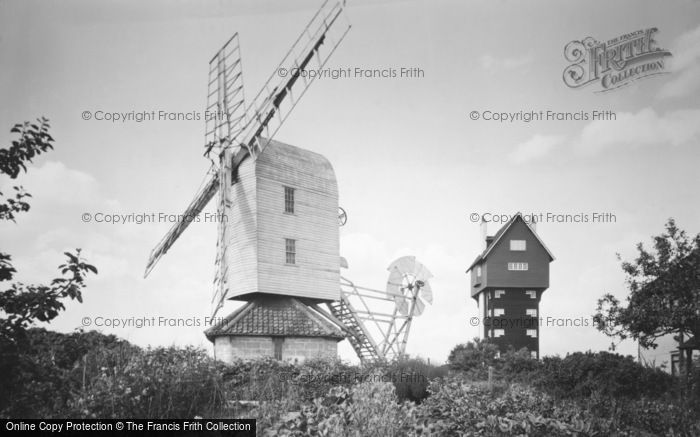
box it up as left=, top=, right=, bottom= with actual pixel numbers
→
left=326, top=256, right=434, bottom=362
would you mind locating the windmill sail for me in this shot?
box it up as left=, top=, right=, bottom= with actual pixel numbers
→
left=144, top=174, right=219, bottom=277
left=236, top=0, right=351, bottom=161
left=204, top=32, right=246, bottom=159
left=206, top=34, right=246, bottom=316
left=144, top=0, right=351, bottom=294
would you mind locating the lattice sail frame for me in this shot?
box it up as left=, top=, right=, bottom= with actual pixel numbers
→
left=204, top=33, right=247, bottom=160
left=234, top=0, right=351, bottom=161
left=205, top=34, right=248, bottom=316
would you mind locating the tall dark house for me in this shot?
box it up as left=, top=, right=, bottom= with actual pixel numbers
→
left=466, top=213, right=554, bottom=358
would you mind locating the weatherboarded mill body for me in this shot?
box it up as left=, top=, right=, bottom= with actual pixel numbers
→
left=205, top=140, right=345, bottom=362
left=145, top=2, right=433, bottom=364
left=466, top=213, right=554, bottom=358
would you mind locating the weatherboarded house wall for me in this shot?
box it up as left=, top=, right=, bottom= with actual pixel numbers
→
left=471, top=219, right=550, bottom=296
left=224, top=140, right=340, bottom=302
left=468, top=214, right=554, bottom=359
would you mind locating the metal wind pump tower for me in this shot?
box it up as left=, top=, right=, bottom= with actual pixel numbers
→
left=143, top=1, right=433, bottom=363
left=330, top=256, right=434, bottom=362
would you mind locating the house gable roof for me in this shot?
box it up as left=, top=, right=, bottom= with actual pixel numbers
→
left=466, top=212, right=555, bottom=273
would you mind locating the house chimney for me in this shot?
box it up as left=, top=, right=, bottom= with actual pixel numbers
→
left=481, top=219, right=488, bottom=250
left=530, top=215, right=537, bottom=233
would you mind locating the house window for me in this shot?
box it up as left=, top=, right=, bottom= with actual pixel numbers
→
left=476, top=265, right=482, bottom=277
left=494, top=308, right=505, bottom=317
left=285, top=238, right=296, bottom=264
left=526, top=308, right=537, bottom=317
left=525, top=290, right=537, bottom=299
left=284, top=186, right=295, bottom=213
left=508, top=263, right=528, bottom=271
left=494, top=290, right=505, bottom=298
left=494, top=329, right=505, bottom=338
left=526, top=329, right=537, bottom=338
left=510, top=240, right=526, bottom=251
left=508, top=262, right=528, bottom=271
left=530, top=350, right=537, bottom=359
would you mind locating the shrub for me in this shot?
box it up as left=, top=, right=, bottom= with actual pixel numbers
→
left=293, top=357, right=359, bottom=402
left=373, top=358, right=449, bottom=403
left=264, top=377, right=419, bottom=436
left=69, top=346, right=226, bottom=418
left=222, top=356, right=448, bottom=407
left=222, top=356, right=299, bottom=404
left=447, top=338, right=499, bottom=374
left=417, top=376, right=614, bottom=436
left=0, top=328, right=138, bottom=418
left=221, top=356, right=359, bottom=411
left=535, top=351, right=676, bottom=399
left=448, top=345, right=678, bottom=401
left=500, top=347, right=539, bottom=376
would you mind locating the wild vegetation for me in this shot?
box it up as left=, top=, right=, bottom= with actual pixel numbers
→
left=2, top=331, right=699, bottom=436
left=2, top=120, right=699, bottom=434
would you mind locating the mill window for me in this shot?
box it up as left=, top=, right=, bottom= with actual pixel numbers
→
left=284, top=186, right=295, bottom=213
left=526, top=329, right=537, bottom=338
left=285, top=238, right=296, bottom=264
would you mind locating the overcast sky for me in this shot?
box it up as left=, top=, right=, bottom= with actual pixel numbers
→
left=1, top=0, right=699, bottom=364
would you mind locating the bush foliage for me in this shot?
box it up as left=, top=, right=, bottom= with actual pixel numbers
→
left=0, top=329, right=226, bottom=418
left=448, top=339, right=677, bottom=400
left=2, top=330, right=699, bottom=435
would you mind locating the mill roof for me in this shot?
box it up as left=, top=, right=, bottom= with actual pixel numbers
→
left=466, top=212, right=555, bottom=272
left=256, top=138, right=336, bottom=180
left=205, top=296, right=346, bottom=341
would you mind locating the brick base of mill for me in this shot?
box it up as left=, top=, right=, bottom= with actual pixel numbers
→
left=205, top=296, right=345, bottom=363
left=213, top=335, right=338, bottom=363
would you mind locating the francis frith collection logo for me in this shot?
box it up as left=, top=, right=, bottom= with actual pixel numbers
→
left=563, top=27, right=672, bottom=92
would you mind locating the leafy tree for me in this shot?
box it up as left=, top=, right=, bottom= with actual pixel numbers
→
left=0, top=118, right=54, bottom=223
left=447, top=337, right=499, bottom=371
left=593, top=219, right=700, bottom=357
left=0, top=118, right=97, bottom=346
left=0, top=118, right=98, bottom=415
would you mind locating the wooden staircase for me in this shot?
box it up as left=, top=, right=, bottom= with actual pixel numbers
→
left=327, top=297, right=379, bottom=362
